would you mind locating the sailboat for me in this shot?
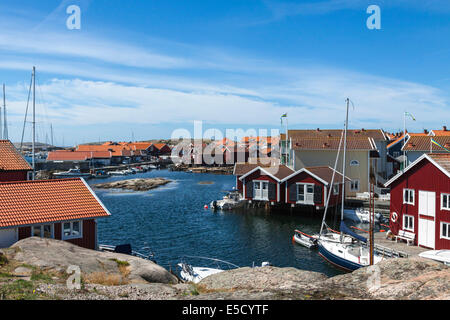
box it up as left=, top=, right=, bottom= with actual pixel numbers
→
left=316, top=99, right=386, bottom=271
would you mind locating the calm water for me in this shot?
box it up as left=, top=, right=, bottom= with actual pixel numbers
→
left=89, top=169, right=346, bottom=277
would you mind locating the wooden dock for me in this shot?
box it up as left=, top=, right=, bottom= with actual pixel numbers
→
left=373, top=231, right=428, bottom=257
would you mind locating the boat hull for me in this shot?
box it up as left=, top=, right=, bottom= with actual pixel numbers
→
left=317, top=241, right=363, bottom=272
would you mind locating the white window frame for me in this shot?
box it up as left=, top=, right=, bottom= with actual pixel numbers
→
left=403, top=188, right=415, bottom=205
left=350, top=179, right=360, bottom=192
left=333, top=183, right=339, bottom=195
left=349, top=160, right=359, bottom=166
left=441, top=193, right=450, bottom=211
left=403, top=214, right=414, bottom=232
left=296, top=183, right=314, bottom=205
left=31, top=224, right=54, bottom=239
left=441, top=222, right=450, bottom=240
left=62, top=220, right=83, bottom=240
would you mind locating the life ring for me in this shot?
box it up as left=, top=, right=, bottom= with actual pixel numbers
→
left=391, top=212, right=398, bottom=223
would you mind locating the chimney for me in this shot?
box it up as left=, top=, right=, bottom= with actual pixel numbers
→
left=316, top=128, right=320, bottom=132
left=443, top=125, right=447, bottom=131
left=424, top=129, right=428, bottom=134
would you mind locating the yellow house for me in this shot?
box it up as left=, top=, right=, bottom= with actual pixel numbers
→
left=284, top=129, right=381, bottom=196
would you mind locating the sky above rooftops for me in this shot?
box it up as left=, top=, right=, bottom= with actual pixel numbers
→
left=0, top=0, right=449, bottom=146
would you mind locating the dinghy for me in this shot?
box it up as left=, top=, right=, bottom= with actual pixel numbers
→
left=293, top=230, right=318, bottom=249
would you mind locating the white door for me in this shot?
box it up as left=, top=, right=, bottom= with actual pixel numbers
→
left=418, top=218, right=435, bottom=249
left=253, top=181, right=268, bottom=200
left=0, top=228, right=17, bottom=248
left=418, top=191, right=436, bottom=249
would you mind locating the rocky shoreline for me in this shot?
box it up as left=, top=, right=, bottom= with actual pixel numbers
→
left=0, top=238, right=448, bottom=300
left=93, top=177, right=172, bottom=191
left=170, top=164, right=234, bottom=175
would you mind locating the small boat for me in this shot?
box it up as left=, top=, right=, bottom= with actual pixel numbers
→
left=177, top=256, right=270, bottom=283
left=109, top=170, right=128, bottom=176
left=210, top=190, right=244, bottom=210
left=53, top=168, right=92, bottom=179
left=147, top=164, right=158, bottom=169
left=98, top=243, right=156, bottom=262
left=92, top=170, right=110, bottom=179
left=293, top=230, right=319, bottom=249
left=344, top=208, right=386, bottom=224
left=418, top=250, right=450, bottom=266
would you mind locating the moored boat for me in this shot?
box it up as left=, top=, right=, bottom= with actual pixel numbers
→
left=53, top=168, right=92, bottom=179
left=293, top=230, right=318, bottom=249
left=418, top=250, right=450, bottom=266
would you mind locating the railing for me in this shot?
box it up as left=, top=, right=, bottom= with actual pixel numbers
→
left=374, top=243, right=409, bottom=258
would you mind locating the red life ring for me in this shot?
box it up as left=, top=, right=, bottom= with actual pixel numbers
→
left=391, top=212, right=398, bottom=223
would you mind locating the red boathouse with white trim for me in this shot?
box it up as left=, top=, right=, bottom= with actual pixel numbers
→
left=385, top=153, right=450, bottom=250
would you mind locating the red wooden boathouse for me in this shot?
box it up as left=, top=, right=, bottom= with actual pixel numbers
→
left=281, top=166, right=349, bottom=209
left=385, top=153, right=450, bottom=250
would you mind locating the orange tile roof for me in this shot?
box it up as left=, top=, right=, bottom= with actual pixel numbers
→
left=152, top=143, right=170, bottom=150
left=402, top=136, right=450, bottom=151
left=0, top=140, right=32, bottom=171
left=47, top=151, right=112, bottom=161
left=431, top=130, right=450, bottom=136
left=0, top=178, right=110, bottom=228
left=77, top=144, right=133, bottom=156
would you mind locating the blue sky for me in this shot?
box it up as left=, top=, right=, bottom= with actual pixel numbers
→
left=0, top=0, right=449, bottom=145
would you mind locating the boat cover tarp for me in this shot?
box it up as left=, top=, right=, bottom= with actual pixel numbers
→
left=340, top=221, right=367, bottom=243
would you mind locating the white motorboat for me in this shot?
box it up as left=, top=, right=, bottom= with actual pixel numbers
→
left=177, top=256, right=270, bottom=283
left=293, top=230, right=319, bottom=249
left=53, top=168, right=92, bottom=179
left=109, top=170, right=128, bottom=176
left=210, top=190, right=244, bottom=210
left=344, top=208, right=386, bottom=224
left=418, top=250, right=450, bottom=266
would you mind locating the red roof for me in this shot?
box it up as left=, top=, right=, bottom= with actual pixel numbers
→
left=402, top=136, right=450, bottom=151
left=0, top=178, right=110, bottom=228
left=0, top=140, right=32, bottom=171
left=47, top=151, right=112, bottom=161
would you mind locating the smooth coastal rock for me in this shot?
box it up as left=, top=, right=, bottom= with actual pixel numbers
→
left=94, top=177, right=171, bottom=191
left=5, top=237, right=178, bottom=285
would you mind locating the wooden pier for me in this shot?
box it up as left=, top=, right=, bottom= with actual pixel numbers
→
left=373, top=231, right=428, bottom=258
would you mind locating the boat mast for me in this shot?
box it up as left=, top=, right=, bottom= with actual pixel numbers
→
left=3, top=84, right=8, bottom=140
left=340, top=98, right=349, bottom=241
left=32, top=66, right=36, bottom=180
left=1, top=83, right=4, bottom=140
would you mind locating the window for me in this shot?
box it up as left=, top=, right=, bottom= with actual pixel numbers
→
left=253, top=181, right=268, bottom=200
left=333, top=184, right=339, bottom=195
left=62, top=221, right=83, bottom=240
left=403, top=215, right=414, bottom=232
left=441, top=222, right=450, bottom=240
left=350, top=180, right=359, bottom=192
left=349, top=160, right=359, bottom=166
left=441, top=193, right=450, bottom=211
left=403, top=189, right=414, bottom=205
left=31, top=224, right=53, bottom=239
left=297, top=183, right=314, bottom=204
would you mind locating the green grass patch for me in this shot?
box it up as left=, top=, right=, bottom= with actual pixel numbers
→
left=0, top=254, right=8, bottom=266
left=0, top=279, right=37, bottom=300
left=30, top=271, right=53, bottom=283
left=110, top=258, right=130, bottom=267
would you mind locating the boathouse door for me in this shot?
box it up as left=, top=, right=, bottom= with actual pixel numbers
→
left=253, top=181, right=269, bottom=200
left=418, top=191, right=436, bottom=249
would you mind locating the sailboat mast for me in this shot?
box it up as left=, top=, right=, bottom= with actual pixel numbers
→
left=3, top=84, right=8, bottom=140
left=32, top=66, right=36, bottom=180
left=1, top=84, right=4, bottom=140
left=340, top=98, right=349, bottom=238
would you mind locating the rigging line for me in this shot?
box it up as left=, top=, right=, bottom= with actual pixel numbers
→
left=20, top=74, right=33, bottom=153
left=319, top=129, right=344, bottom=238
